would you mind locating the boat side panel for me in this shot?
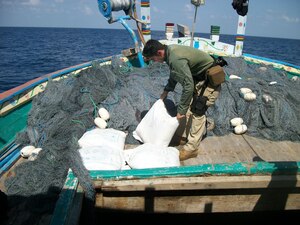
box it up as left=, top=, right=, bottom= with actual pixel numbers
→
left=0, top=102, right=32, bottom=150
left=243, top=53, right=300, bottom=76
left=96, top=190, right=300, bottom=213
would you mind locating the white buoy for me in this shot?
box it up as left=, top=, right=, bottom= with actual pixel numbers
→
left=262, top=94, right=273, bottom=103
left=229, top=74, right=242, bottom=79
left=20, top=145, right=36, bottom=158
left=230, top=117, right=244, bottom=127
left=98, top=107, right=110, bottom=121
left=291, top=76, right=299, bottom=81
left=234, top=124, right=247, bottom=134
left=28, top=148, right=42, bottom=161
left=32, top=148, right=42, bottom=154
left=244, top=92, right=256, bottom=101
left=259, top=67, right=267, bottom=71
left=94, top=117, right=107, bottom=129
left=240, top=87, right=252, bottom=94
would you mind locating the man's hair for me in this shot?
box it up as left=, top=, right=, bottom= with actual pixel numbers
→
left=142, top=39, right=165, bottom=57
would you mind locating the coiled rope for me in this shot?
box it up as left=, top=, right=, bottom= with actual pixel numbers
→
left=110, top=0, right=131, bottom=11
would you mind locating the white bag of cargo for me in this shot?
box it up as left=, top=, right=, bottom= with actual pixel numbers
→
left=125, top=143, right=180, bottom=169
left=133, top=99, right=179, bottom=147
left=79, top=146, right=124, bottom=170
left=78, top=128, right=126, bottom=150
left=78, top=128, right=127, bottom=170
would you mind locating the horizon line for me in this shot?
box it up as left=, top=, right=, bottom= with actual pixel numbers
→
left=0, top=25, right=299, bottom=41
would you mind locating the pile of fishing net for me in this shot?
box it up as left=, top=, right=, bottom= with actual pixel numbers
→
left=207, top=57, right=300, bottom=141
left=4, top=55, right=300, bottom=225
left=3, top=56, right=174, bottom=225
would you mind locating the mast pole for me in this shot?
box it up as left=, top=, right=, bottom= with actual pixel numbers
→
left=234, top=15, right=247, bottom=56
left=190, top=5, right=199, bottom=47
left=190, top=0, right=205, bottom=48
left=140, top=0, right=151, bottom=44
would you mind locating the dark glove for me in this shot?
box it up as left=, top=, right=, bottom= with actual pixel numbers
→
left=191, top=96, right=208, bottom=116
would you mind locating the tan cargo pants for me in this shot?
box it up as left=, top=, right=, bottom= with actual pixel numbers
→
left=176, top=81, right=221, bottom=151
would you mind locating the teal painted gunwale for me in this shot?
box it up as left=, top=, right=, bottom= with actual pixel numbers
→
left=50, top=169, right=79, bottom=225
left=243, top=53, right=300, bottom=70
left=243, top=53, right=300, bottom=77
left=63, top=161, right=300, bottom=182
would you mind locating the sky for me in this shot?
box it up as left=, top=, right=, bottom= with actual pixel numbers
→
left=0, top=0, right=299, bottom=39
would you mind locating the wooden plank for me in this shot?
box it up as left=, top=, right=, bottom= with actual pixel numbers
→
left=182, top=133, right=257, bottom=166
left=95, top=191, right=300, bottom=213
left=243, top=135, right=300, bottom=162
left=95, top=175, right=300, bottom=191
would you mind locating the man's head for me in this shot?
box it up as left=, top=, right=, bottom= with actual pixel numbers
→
left=142, top=39, right=165, bottom=63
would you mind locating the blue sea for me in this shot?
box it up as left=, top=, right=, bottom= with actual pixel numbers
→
left=0, top=27, right=299, bottom=93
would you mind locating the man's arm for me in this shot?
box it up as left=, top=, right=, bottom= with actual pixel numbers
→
left=171, top=60, right=194, bottom=115
left=160, top=90, right=168, bottom=100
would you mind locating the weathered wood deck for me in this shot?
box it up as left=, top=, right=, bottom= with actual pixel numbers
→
left=181, top=133, right=300, bottom=166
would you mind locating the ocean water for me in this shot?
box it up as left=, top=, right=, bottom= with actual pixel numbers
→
left=0, top=27, right=299, bottom=93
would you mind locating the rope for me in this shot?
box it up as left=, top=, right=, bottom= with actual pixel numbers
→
left=38, top=133, right=46, bottom=147
left=71, top=119, right=87, bottom=129
left=80, top=87, right=98, bottom=118
left=119, top=61, right=133, bottom=74
left=132, top=0, right=146, bottom=45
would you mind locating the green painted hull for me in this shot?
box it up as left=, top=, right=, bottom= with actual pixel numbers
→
left=0, top=102, right=31, bottom=150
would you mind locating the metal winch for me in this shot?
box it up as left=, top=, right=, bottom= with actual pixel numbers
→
left=98, top=0, right=132, bottom=23
left=97, top=0, right=144, bottom=67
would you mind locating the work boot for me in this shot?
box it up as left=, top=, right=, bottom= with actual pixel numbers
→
left=179, top=149, right=198, bottom=161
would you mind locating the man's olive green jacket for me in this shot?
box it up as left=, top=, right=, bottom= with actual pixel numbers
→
left=164, top=44, right=214, bottom=115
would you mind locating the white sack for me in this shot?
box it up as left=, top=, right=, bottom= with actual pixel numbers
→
left=79, top=146, right=124, bottom=170
left=133, top=99, right=179, bottom=147
left=78, top=128, right=127, bottom=170
left=78, top=128, right=127, bottom=150
left=126, top=143, right=180, bottom=169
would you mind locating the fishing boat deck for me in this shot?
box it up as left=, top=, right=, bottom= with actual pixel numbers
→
left=1, top=132, right=299, bottom=225
left=181, top=134, right=300, bottom=166
left=1, top=134, right=299, bottom=192
left=124, top=133, right=300, bottom=166
left=2, top=133, right=299, bottom=188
